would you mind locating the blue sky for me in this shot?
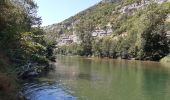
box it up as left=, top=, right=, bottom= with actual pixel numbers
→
left=35, top=0, right=101, bottom=26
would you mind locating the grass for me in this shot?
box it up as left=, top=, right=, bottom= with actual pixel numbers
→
left=160, top=54, right=170, bottom=64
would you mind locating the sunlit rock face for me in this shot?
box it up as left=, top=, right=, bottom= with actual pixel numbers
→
left=102, top=0, right=122, bottom=3
left=119, top=0, right=170, bottom=14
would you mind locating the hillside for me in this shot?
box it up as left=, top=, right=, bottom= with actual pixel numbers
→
left=44, top=0, right=170, bottom=61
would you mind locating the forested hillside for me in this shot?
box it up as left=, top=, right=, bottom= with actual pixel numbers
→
left=45, top=0, right=170, bottom=61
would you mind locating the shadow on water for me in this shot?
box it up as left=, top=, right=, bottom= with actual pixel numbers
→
left=22, top=80, right=77, bottom=100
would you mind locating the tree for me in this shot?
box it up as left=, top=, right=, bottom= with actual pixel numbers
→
left=137, top=4, right=170, bottom=60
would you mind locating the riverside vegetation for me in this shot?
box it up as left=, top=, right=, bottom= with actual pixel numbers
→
left=0, top=0, right=55, bottom=99
left=1, top=0, right=170, bottom=100
left=45, top=0, right=170, bottom=61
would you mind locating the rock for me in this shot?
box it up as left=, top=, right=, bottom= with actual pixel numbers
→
left=20, top=70, right=38, bottom=79
left=27, top=71, right=38, bottom=76
left=49, top=56, right=56, bottom=62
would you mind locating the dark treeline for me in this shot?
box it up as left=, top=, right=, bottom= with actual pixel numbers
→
left=0, top=0, right=51, bottom=99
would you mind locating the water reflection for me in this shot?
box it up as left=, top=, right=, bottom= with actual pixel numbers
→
left=142, top=64, right=170, bottom=100
left=23, top=81, right=76, bottom=100
left=23, top=56, right=170, bottom=100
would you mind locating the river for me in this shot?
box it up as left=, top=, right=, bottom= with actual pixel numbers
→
left=22, top=56, right=170, bottom=100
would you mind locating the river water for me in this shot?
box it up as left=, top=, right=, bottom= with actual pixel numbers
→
left=22, top=56, right=170, bottom=100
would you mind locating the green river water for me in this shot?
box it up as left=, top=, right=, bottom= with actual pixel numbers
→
left=23, top=56, right=170, bottom=100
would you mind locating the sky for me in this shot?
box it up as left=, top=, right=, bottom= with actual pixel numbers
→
left=35, top=0, right=102, bottom=26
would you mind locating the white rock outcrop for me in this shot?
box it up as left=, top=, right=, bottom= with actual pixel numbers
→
left=119, top=0, right=170, bottom=14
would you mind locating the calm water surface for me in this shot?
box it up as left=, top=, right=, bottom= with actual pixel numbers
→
left=23, top=56, right=170, bottom=100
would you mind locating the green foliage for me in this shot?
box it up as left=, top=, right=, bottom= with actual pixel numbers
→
left=75, top=3, right=117, bottom=31
left=92, top=39, right=102, bottom=57
left=0, top=0, right=49, bottom=77
left=57, top=43, right=84, bottom=56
